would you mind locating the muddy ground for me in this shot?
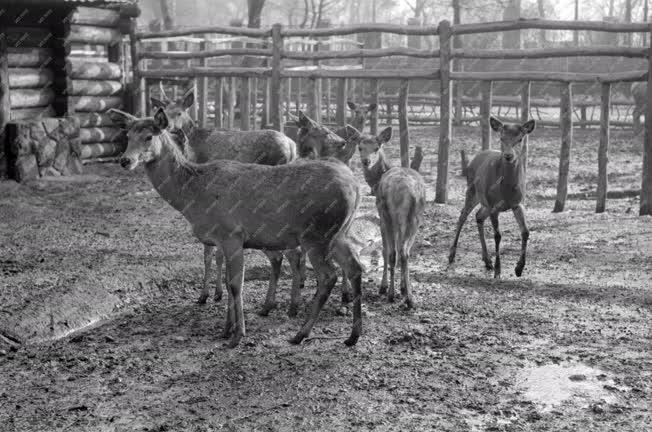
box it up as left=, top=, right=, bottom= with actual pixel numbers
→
left=0, top=126, right=650, bottom=431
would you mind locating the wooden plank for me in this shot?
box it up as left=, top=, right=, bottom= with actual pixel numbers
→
left=596, top=82, right=611, bottom=213
left=198, top=37, right=208, bottom=127
left=398, top=79, right=410, bottom=168
left=8, top=68, right=53, bottom=89
left=554, top=83, right=573, bottom=213
left=7, top=48, right=54, bottom=68
left=140, top=67, right=272, bottom=79
left=369, top=79, right=379, bottom=135
left=137, top=25, right=271, bottom=40
left=68, top=59, right=122, bottom=80
left=214, top=77, right=224, bottom=128
left=641, top=27, right=652, bottom=215
left=451, top=70, right=647, bottom=83
left=283, top=47, right=438, bottom=60
left=480, top=80, right=492, bottom=150
left=79, top=127, right=124, bottom=143
left=452, top=18, right=651, bottom=35
left=141, top=48, right=272, bottom=60
left=68, top=25, right=121, bottom=45
left=71, top=7, right=121, bottom=27
left=453, top=46, right=648, bottom=59
left=435, top=20, right=452, bottom=204
left=281, top=23, right=439, bottom=37
left=240, top=77, right=251, bottom=130
left=10, top=88, right=55, bottom=109
left=68, top=79, right=123, bottom=96
left=335, top=78, right=347, bottom=126
left=269, top=23, right=283, bottom=131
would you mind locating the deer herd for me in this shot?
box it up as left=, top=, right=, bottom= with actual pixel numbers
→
left=108, top=84, right=537, bottom=349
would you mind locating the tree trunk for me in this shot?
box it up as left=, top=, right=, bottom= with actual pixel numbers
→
left=502, top=0, right=521, bottom=49
left=159, top=0, right=176, bottom=30
left=537, top=0, right=546, bottom=47
left=248, top=0, right=265, bottom=29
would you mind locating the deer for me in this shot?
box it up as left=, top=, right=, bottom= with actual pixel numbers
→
left=356, top=126, right=426, bottom=309
left=630, top=82, right=646, bottom=134
left=294, top=111, right=359, bottom=164
left=448, top=116, right=536, bottom=279
left=347, top=101, right=377, bottom=133
left=109, top=108, right=364, bottom=348
left=149, top=88, right=306, bottom=316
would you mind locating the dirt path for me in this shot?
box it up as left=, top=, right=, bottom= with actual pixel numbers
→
left=0, top=127, right=650, bottom=431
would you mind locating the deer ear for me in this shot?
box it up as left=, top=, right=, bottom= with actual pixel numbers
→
left=150, top=97, right=166, bottom=109
left=181, top=91, right=194, bottom=110
left=347, top=101, right=357, bottom=110
left=377, top=126, right=392, bottom=143
left=521, top=119, right=536, bottom=135
left=297, top=110, right=316, bottom=129
left=489, top=116, right=503, bottom=132
left=367, top=103, right=377, bottom=112
left=341, top=124, right=361, bottom=142
left=108, top=108, right=136, bottom=129
left=154, top=107, right=169, bottom=130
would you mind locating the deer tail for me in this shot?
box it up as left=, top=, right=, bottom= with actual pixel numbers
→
left=460, top=149, right=469, bottom=177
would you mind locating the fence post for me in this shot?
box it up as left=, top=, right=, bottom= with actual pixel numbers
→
left=480, top=80, right=492, bottom=150
left=596, top=82, right=611, bottom=213
left=520, top=81, right=531, bottom=176
left=641, top=24, right=652, bottom=215
left=240, top=77, right=251, bottom=130
left=398, top=79, right=410, bottom=168
left=435, top=19, right=452, bottom=204
left=554, top=82, right=573, bottom=213
left=307, top=78, right=320, bottom=121
left=197, top=36, right=208, bottom=127
left=270, top=23, right=283, bottom=131
left=336, top=78, right=347, bottom=126
left=215, top=77, right=224, bottom=128
left=228, top=76, right=236, bottom=129
left=370, top=78, right=379, bottom=135
left=252, top=77, right=259, bottom=129
left=128, top=20, right=142, bottom=115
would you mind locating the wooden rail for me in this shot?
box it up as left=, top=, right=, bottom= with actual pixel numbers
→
left=451, top=19, right=652, bottom=35
left=453, top=46, right=649, bottom=59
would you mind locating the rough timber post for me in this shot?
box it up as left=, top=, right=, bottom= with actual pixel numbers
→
left=435, top=20, right=452, bottom=204
left=197, top=36, right=208, bottom=127
left=554, top=82, right=573, bottom=213
left=335, top=78, right=347, bottom=127
left=370, top=78, right=379, bottom=135
left=480, top=80, right=492, bottom=150
left=520, top=81, right=531, bottom=176
left=596, top=82, right=611, bottom=213
left=641, top=23, right=652, bottom=215
left=398, top=79, right=410, bottom=168
left=270, top=23, right=283, bottom=131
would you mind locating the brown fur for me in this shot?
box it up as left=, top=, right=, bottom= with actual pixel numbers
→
left=358, top=126, right=426, bottom=308
left=448, top=116, right=536, bottom=279
left=347, top=101, right=377, bottom=133
left=111, top=108, right=364, bottom=348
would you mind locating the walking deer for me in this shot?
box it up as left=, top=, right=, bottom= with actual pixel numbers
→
left=357, top=126, right=426, bottom=308
left=448, top=116, right=536, bottom=279
left=347, top=101, right=377, bottom=133
left=110, top=108, right=364, bottom=348
left=151, top=90, right=304, bottom=316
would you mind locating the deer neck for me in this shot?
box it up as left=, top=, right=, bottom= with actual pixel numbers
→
left=362, top=150, right=391, bottom=193
left=500, top=147, right=527, bottom=191
left=144, top=132, right=200, bottom=214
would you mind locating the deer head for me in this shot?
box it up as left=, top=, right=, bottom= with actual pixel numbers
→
left=347, top=101, right=377, bottom=132
left=357, top=126, right=392, bottom=168
left=489, top=116, right=536, bottom=164
left=295, top=111, right=347, bottom=160
left=110, top=108, right=171, bottom=170
left=150, top=82, right=195, bottom=132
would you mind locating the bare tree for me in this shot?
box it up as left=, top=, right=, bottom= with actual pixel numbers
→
left=248, top=0, right=266, bottom=28
left=405, top=0, right=427, bottom=21
left=159, top=0, right=176, bottom=29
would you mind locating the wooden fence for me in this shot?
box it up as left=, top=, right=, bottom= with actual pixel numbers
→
left=131, top=19, right=652, bottom=216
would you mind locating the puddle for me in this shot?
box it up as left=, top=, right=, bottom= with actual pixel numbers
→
left=517, top=363, right=627, bottom=412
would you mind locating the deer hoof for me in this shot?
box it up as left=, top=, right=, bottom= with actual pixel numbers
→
left=197, top=293, right=209, bottom=305
left=403, top=297, right=415, bottom=310
left=226, top=333, right=243, bottom=349
left=344, top=334, right=359, bottom=347
left=288, top=332, right=306, bottom=345
left=341, top=292, right=352, bottom=304
left=214, top=291, right=223, bottom=303
left=387, top=292, right=395, bottom=303
left=379, top=285, right=388, bottom=295
left=483, top=260, right=494, bottom=271
left=448, top=251, right=456, bottom=264
left=221, top=326, right=233, bottom=339
left=258, top=302, right=277, bottom=317
left=515, top=262, right=525, bottom=277
left=493, top=272, right=501, bottom=279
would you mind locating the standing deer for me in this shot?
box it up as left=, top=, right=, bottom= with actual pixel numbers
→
left=347, top=101, right=377, bottom=133
left=357, top=126, right=426, bottom=308
left=294, top=111, right=359, bottom=164
left=149, top=89, right=305, bottom=316
left=630, top=82, right=646, bottom=133
left=448, top=116, right=536, bottom=278
left=110, top=108, right=364, bottom=348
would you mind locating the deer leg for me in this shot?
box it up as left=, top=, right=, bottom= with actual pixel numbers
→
left=512, top=205, right=530, bottom=277
left=221, top=240, right=246, bottom=348
left=298, top=248, right=306, bottom=290
left=399, top=245, right=414, bottom=309
left=379, top=215, right=390, bottom=295
left=289, top=243, right=337, bottom=345
left=285, top=248, right=303, bottom=318
left=198, top=244, right=214, bottom=304
left=214, top=245, right=224, bottom=302
left=331, top=237, right=364, bottom=347
left=259, top=250, right=282, bottom=317
left=490, top=213, right=501, bottom=279
left=476, top=206, right=493, bottom=271
left=448, top=186, right=478, bottom=264
left=340, top=267, right=352, bottom=305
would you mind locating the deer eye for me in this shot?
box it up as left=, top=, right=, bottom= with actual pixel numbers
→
left=145, top=135, right=153, bottom=141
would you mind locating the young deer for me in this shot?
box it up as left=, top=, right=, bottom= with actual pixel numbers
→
left=152, top=90, right=302, bottom=315
left=357, top=127, right=426, bottom=309
left=294, top=111, right=359, bottom=164
left=448, top=116, right=536, bottom=279
left=347, top=101, right=377, bottom=133
left=110, top=108, right=364, bottom=348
